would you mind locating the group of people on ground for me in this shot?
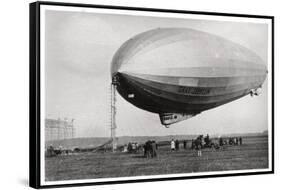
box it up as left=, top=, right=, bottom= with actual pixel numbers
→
left=123, top=140, right=158, bottom=158
left=123, top=142, right=140, bottom=153
left=143, top=140, right=157, bottom=158
left=191, top=135, right=244, bottom=157
left=226, top=137, right=243, bottom=146
left=123, top=135, right=244, bottom=158
left=170, top=139, right=188, bottom=151
left=171, top=137, right=203, bottom=157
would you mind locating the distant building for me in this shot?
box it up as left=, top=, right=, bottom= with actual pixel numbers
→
left=45, top=118, right=75, bottom=141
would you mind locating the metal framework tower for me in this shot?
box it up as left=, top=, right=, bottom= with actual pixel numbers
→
left=110, top=77, right=118, bottom=152
left=45, top=118, right=75, bottom=141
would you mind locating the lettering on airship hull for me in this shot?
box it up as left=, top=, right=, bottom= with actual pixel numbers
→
left=178, top=86, right=211, bottom=95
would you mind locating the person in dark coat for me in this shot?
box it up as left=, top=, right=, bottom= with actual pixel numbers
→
left=183, top=140, right=187, bottom=149
left=151, top=141, right=157, bottom=158
left=191, top=139, right=195, bottom=149
left=144, top=140, right=152, bottom=158
left=128, top=142, right=132, bottom=152
left=219, top=137, right=223, bottom=146
left=175, top=139, right=179, bottom=150
left=239, top=137, right=242, bottom=145
left=143, top=143, right=147, bottom=157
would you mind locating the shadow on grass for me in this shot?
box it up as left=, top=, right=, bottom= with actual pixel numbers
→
left=131, top=155, right=146, bottom=158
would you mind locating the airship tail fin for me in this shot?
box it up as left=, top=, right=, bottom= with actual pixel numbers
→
left=250, top=87, right=262, bottom=97
left=159, top=113, right=198, bottom=126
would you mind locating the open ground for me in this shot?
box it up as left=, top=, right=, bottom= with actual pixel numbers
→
left=45, top=135, right=268, bottom=181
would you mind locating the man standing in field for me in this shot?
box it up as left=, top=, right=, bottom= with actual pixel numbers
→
left=197, top=143, right=202, bottom=157
left=219, top=137, right=223, bottom=146
left=191, top=139, right=195, bottom=149
left=171, top=139, right=175, bottom=151
left=175, top=139, right=179, bottom=150
left=151, top=141, right=157, bottom=158
left=144, top=140, right=152, bottom=158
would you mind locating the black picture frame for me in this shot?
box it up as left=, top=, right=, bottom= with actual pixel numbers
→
left=29, top=1, right=274, bottom=188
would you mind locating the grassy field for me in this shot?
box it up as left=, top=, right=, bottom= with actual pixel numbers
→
left=45, top=135, right=268, bottom=181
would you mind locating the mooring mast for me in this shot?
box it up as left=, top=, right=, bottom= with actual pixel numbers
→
left=110, top=76, right=118, bottom=152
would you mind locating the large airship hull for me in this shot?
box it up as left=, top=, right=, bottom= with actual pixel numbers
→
left=111, top=28, right=267, bottom=126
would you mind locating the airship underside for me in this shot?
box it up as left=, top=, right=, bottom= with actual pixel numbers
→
left=111, top=28, right=267, bottom=126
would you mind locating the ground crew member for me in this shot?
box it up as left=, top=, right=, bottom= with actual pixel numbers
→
left=219, top=137, right=223, bottom=146
left=183, top=140, right=187, bottom=149
left=197, top=143, right=202, bottom=157
left=151, top=141, right=157, bottom=158
left=175, top=139, right=179, bottom=150
left=171, top=139, right=175, bottom=151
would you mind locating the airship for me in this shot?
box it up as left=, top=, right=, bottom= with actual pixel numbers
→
left=111, top=28, right=267, bottom=127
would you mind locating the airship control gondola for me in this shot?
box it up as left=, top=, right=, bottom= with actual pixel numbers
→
left=111, top=28, right=267, bottom=126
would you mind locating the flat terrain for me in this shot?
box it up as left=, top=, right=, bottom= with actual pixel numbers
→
left=45, top=136, right=268, bottom=181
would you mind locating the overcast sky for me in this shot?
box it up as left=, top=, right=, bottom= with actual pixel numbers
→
left=45, top=10, right=269, bottom=138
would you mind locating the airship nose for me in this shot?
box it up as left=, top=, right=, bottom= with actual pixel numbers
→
left=112, top=72, right=120, bottom=85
